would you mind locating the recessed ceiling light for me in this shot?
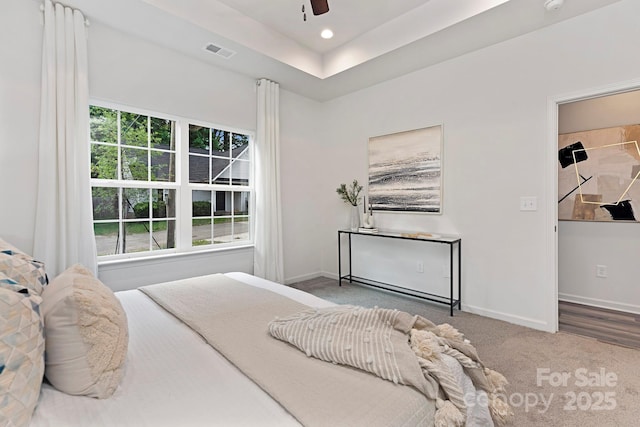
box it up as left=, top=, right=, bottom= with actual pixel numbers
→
left=321, top=29, right=334, bottom=39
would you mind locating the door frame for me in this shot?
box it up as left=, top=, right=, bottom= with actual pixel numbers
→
left=546, top=77, right=640, bottom=332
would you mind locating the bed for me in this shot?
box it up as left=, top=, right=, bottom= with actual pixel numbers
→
left=0, top=250, right=508, bottom=427
left=30, top=273, right=326, bottom=426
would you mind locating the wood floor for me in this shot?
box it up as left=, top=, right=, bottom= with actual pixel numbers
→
left=558, top=301, right=640, bottom=349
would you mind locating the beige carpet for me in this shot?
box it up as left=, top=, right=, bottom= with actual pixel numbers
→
left=290, top=277, right=640, bottom=427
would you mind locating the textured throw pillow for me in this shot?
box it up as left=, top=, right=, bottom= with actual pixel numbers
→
left=41, top=264, right=128, bottom=398
left=0, top=238, right=48, bottom=296
left=0, top=273, right=45, bottom=427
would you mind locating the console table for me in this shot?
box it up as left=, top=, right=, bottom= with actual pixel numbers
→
left=337, top=229, right=461, bottom=315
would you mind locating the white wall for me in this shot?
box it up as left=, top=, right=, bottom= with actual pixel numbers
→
left=279, top=90, right=326, bottom=283
left=349, top=236, right=456, bottom=300
left=558, top=90, right=640, bottom=314
left=319, top=0, right=640, bottom=331
left=87, top=24, right=256, bottom=130
left=0, top=0, right=42, bottom=252
left=0, top=0, right=324, bottom=289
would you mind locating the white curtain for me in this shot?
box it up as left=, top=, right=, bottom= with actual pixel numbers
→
left=34, top=0, right=97, bottom=278
left=254, top=79, right=284, bottom=283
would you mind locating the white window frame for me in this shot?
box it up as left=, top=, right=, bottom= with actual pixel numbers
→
left=90, top=100, right=255, bottom=261
left=181, top=119, right=254, bottom=251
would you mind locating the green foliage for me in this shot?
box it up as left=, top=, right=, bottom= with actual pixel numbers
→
left=122, top=148, right=148, bottom=180
left=133, top=201, right=167, bottom=218
left=212, top=129, right=230, bottom=153
left=150, top=117, right=172, bottom=147
left=192, top=218, right=211, bottom=227
left=93, top=221, right=171, bottom=237
left=92, top=187, right=118, bottom=220
left=121, top=112, right=148, bottom=147
left=188, top=125, right=249, bottom=154
left=150, top=150, right=173, bottom=181
left=90, top=106, right=118, bottom=180
left=93, top=222, right=118, bottom=236
left=90, top=106, right=175, bottom=182
left=189, top=125, right=209, bottom=150
left=91, top=145, right=117, bottom=179
left=89, top=106, right=117, bottom=143
left=336, top=179, right=363, bottom=206
left=192, top=239, right=211, bottom=246
left=192, top=201, right=212, bottom=216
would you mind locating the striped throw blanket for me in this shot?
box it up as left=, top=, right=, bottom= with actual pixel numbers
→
left=269, top=305, right=513, bottom=426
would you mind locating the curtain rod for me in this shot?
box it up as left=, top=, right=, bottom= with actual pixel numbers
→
left=40, top=1, right=90, bottom=26
left=256, top=78, right=279, bottom=86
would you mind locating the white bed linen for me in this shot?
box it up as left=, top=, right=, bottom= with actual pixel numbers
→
left=31, top=273, right=332, bottom=427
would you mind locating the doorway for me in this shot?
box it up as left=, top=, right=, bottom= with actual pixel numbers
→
left=553, top=86, right=640, bottom=347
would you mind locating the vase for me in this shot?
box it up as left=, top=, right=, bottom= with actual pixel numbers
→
left=350, top=205, right=360, bottom=231
left=362, top=212, right=375, bottom=229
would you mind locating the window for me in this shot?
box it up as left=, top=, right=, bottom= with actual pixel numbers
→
left=89, top=105, right=253, bottom=258
left=188, top=124, right=251, bottom=246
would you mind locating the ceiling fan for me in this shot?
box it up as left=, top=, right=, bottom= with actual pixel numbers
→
left=310, top=0, right=329, bottom=15
left=301, top=0, right=329, bottom=22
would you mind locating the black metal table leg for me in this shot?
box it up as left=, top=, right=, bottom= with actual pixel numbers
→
left=450, top=242, right=454, bottom=316
left=348, top=232, right=352, bottom=283
left=458, top=240, right=462, bottom=311
left=338, top=231, right=342, bottom=286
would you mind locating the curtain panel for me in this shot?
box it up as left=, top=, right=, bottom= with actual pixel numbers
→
left=34, top=0, right=97, bottom=278
left=254, top=79, right=284, bottom=283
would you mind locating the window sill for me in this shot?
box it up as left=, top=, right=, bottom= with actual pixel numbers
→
left=97, top=244, right=254, bottom=268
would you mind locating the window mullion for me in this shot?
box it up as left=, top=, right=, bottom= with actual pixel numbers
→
left=118, top=187, right=124, bottom=255
left=178, top=119, right=192, bottom=252
left=147, top=116, right=152, bottom=182
left=117, top=110, right=122, bottom=180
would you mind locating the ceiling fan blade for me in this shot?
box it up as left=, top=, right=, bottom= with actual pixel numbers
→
left=310, top=0, right=329, bottom=16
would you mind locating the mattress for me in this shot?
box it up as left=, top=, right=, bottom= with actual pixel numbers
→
left=31, top=273, right=333, bottom=427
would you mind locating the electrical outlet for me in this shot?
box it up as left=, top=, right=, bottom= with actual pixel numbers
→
left=520, top=196, right=537, bottom=211
left=416, top=261, right=424, bottom=273
left=596, top=265, right=607, bottom=278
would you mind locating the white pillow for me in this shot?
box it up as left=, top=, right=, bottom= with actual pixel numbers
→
left=41, top=264, right=128, bottom=398
left=0, top=273, right=45, bottom=427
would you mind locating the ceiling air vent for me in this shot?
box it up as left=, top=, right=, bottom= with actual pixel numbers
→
left=204, top=43, right=236, bottom=59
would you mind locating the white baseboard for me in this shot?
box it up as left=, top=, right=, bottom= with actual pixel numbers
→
left=284, top=271, right=325, bottom=285
left=463, top=304, right=554, bottom=333
left=558, top=293, right=640, bottom=315
left=318, top=270, right=554, bottom=332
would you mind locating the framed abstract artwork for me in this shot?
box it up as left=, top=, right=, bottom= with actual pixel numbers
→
left=368, top=125, right=443, bottom=213
left=558, top=124, right=640, bottom=222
